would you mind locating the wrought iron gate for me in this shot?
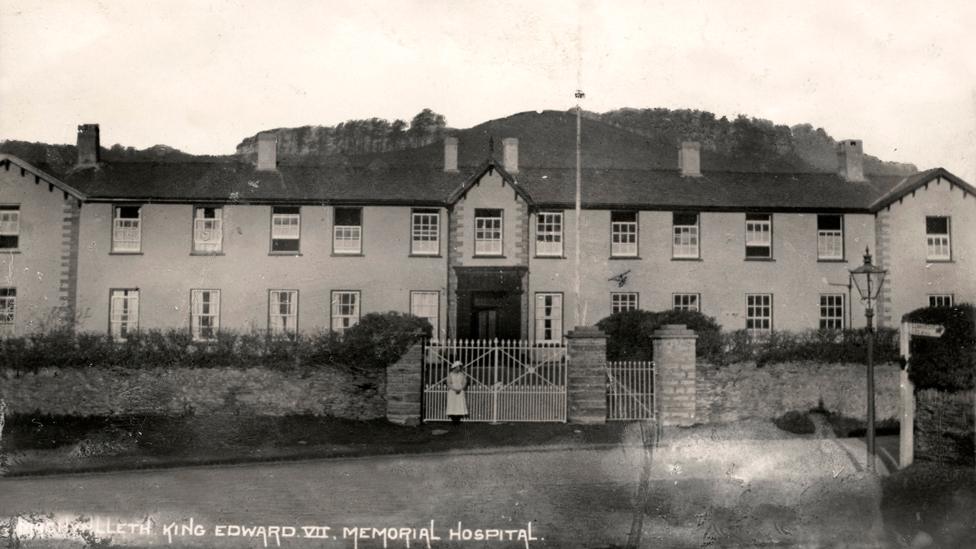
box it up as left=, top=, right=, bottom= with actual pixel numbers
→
left=423, top=339, right=567, bottom=422
left=607, top=361, right=656, bottom=421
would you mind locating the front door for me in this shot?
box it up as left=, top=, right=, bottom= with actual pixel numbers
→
left=475, top=309, right=498, bottom=339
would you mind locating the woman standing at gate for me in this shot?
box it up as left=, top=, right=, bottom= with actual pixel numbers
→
left=446, top=361, right=468, bottom=424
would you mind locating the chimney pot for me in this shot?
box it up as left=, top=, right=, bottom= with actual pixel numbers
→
left=256, top=132, right=278, bottom=171
left=502, top=137, right=518, bottom=174
left=76, top=124, right=100, bottom=167
left=443, top=136, right=458, bottom=172
left=679, top=141, right=701, bottom=177
left=837, top=139, right=865, bottom=182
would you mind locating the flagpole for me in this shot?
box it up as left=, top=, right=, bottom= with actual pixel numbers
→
left=574, top=89, right=585, bottom=327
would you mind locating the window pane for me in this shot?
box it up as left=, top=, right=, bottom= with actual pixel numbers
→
left=110, top=289, right=139, bottom=340
left=193, top=207, right=223, bottom=252
left=269, top=290, right=298, bottom=335
left=535, top=293, right=563, bottom=342
left=819, top=294, right=844, bottom=330
left=331, top=291, right=360, bottom=332
left=611, top=211, right=637, bottom=222
left=925, top=216, right=948, bottom=234
left=410, top=291, right=439, bottom=337
left=0, top=287, right=16, bottom=331
left=817, top=215, right=842, bottom=231
left=335, top=207, right=362, bottom=226
left=536, top=211, right=563, bottom=256
left=411, top=210, right=439, bottom=254
left=191, top=290, right=220, bottom=341
left=611, top=293, right=638, bottom=314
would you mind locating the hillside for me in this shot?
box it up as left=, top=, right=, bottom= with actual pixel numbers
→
left=2, top=107, right=917, bottom=176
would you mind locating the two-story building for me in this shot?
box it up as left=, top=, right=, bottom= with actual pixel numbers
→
left=1, top=119, right=973, bottom=341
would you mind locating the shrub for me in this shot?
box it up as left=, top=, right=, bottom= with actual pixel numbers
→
left=0, top=311, right=430, bottom=372
left=773, top=410, right=815, bottom=435
left=597, top=309, right=722, bottom=361
left=904, top=303, right=976, bottom=392
left=715, top=328, right=899, bottom=366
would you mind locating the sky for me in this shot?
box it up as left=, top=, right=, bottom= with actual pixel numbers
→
left=1, top=0, right=974, bottom=181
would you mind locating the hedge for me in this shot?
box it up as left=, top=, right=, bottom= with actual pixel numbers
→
left=597, top=309, right=900, bottom=366
left=904, top=303, right=975, bottom=392
left=0, top=311, right=431, bottom=372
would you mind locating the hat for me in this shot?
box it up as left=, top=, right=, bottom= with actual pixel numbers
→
left=450, top=361, right=463, bottom=370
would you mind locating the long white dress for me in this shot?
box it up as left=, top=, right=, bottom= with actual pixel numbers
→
left=446, top=370, right=469, bottom=417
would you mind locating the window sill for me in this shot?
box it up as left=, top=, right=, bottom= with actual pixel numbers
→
left=190, top=252, right=225, bottom=256
left=409, top=253, right=442, bottom=258
left=109, top=251, right=143, bottom=255
left=671, top=257, right=702, bottom=262
left=0, top=249, right=21, bottom=254
left=534, top=255, right=566, bottom=259
left=269, top=252, right=303, bottom=256
left=609, top=256, right=641, bottom=260
left=332, top=252, right=365, bottom=257
left=817, top=258, right=846, bottom=263
left=473, top=254, right=506, bottom=259
left=744, top=257, right=775, bottom=262
left=926, top=259, right=953, bottom=263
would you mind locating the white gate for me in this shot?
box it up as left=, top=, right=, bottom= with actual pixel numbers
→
left=423, top=339, right=567, bottom=422
left=607, top=361, right=656, bottom=421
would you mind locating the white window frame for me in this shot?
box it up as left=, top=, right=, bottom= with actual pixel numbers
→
left=819, top=294, right=845, bottom=330
left=673, top=293, right=700, bottom=312
left=928, top=294, right=954, bottom=308
left=611, top=292, right=638, bottom=314
left=672, top=212, right=699, bottom=259
left=746, top=293, right=773, bottom=336
left=410, top=291, right=440, bottom=338
left=925, top=216, right=951, bottom=261
left=269, top=289, right=298, bottom=335
left=611, top=211, right=638, bottom=257
left=817, top=214, right=844, bottom=261
left=474, top=209, right=503, bottom=256
left=109, top=289, right=139, bottom=340
left=745, top=213, right=772, bottom=259
left=190, top=289, right=220, bottom=341
left=271, top=206, right=301, bottom=253
left=193, top=206, right=223, bottom=253
left=535, top=293, right=563, bottom=343
left=0, top=287, right=15, bottom=334
left=536, top=211, right=563, bottom=257
left=331, top=290, right=361, bottom=333
left=333, top=207, right=363, bottom=255
left=411, top=209, right=440, bottom=255
left=0, top=206, right=20, bottom=251
left=112, top=206, right=142, bottom=253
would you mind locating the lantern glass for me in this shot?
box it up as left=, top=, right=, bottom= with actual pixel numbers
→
left=849, top=248, right=887, bottom=302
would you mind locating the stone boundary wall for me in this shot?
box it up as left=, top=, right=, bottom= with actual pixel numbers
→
left=386, top=344, right=423, bottom=425
left=0, top=365, right=385, bottom=419
left=915, top=388, right=975, bottom=466
left=696, top=361, right=900, bottom=423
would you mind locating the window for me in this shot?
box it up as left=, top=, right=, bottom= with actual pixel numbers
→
left=0, top=206, right=20, bottom=250
left=819, top=294, right=845, bottom=330
left=474, top=209, right=503, bottom=256
left=112, top=206, right=142, bottom=252
left=269, top=290, right=298, bottom=335
left=109, top=289, right=139, bottom=340
left=331, top=290, right=360, bottom=333
left=746, top=294, right=773, bottom=335
left=928, top=294, right=954, bottom=308
left=745, top=214, right=772, bottom=259
left=611, top=292, right=638, bottom=314
left=410, top=291, right=439, bottom=337
left=672, top=212, right=699, bottom=258
left=271, top=206, right=300, bottom=253
left=0, top=288, right=15, bottom=334
left=673, top=293, right=700, bottom=312
left=611, top=211, right=638, bottom=257
left=190, top=289, right=220, bottom=341
left=411, top=209, right=439, bottom=255
left=535, top=293, right=563, bottom=342
left=925, top=216, right=951, bottom=261
left=334, top=207, right=362, bottom=254
left=536, top=211, right=563, bottom=256
left=817, top=215, right=844, bottom=260
left=193, top=206, right=223, bottom=253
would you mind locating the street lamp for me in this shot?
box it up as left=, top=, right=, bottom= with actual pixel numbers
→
left=849, top=246, right=887, bottom=473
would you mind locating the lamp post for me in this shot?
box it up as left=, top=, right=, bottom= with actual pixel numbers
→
left=849, top=247, right=887, bottom=473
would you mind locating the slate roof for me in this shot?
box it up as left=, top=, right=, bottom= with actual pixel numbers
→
left=55, top=157, right=936, bottom=213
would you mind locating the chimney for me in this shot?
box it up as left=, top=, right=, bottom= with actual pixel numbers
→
left=76, top=124, right=100, bottom=167
left=256, top=132, right=277, bottom=171
left=679, top=141, right=701, bottom=177
left=502, top=137, right=518, bottom=174
left=837, top=139, right=865, bottom=182
left=443, top=136, right=458, bottom=172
